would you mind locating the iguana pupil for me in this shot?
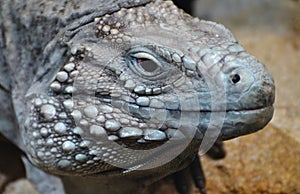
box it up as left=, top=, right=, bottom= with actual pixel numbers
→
left=137, top=58, right=159, bottom=72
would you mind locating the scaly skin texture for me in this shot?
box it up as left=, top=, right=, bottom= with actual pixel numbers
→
left=0, top=0, right=275, bottom=194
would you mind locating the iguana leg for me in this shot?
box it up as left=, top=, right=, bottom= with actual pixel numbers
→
left=173, top=141, right=225, bottom=194
left=189, top=141, right=226, bottom=194
left=173, top=168, right=191, bottom=194
left=172, top=155, right=205, bottom=194
left=189, top=155, right=206, bottom=194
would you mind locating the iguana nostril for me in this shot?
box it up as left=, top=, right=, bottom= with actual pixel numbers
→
left=230, top=74, right=241, bottom=84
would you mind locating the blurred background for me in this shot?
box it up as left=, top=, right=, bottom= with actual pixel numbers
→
left=1, top=0, right=300, bottom=194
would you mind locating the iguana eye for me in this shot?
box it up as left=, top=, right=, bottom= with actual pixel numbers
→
left=136, top=58, right=159, bottom=72
left=130, top=52, right=162, bottom=77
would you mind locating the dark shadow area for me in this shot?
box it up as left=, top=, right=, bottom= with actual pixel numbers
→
left=0, top=135, right=25, bottom=193
left=172, top=0, right=195, bottom=14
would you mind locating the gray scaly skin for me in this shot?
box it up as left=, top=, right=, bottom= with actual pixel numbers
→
left=0, top=0, right=275, bottom=193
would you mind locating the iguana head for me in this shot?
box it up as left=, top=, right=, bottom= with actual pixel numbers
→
left=23, top=0, right=274, bottom=176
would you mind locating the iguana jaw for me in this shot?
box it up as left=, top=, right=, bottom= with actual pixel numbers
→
left=218, top=105, right=274, bottom=140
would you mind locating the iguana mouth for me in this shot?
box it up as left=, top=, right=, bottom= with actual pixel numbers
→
left=219, top=106, right=274, bottom=140
left=93, top=94, right=274, bottom=113
left=88, top=94, right=274, bottom=141
left=210, top=105, right=274, bottom=113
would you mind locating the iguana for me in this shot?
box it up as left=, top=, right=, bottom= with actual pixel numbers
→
left=0, top=0, right=275, bottom=193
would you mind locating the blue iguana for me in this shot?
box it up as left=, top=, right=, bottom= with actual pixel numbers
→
left=0, top=0, right=275, bottom=193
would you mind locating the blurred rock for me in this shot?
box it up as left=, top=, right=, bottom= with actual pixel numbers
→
left=193, top=0, right=298, bottom=33
left=3, top=179, right=39, bottom=194
left=203, top=125, right=300, bottom=194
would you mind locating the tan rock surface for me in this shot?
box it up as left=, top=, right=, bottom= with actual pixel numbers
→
left=203, top=125, right=300, bottom=194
